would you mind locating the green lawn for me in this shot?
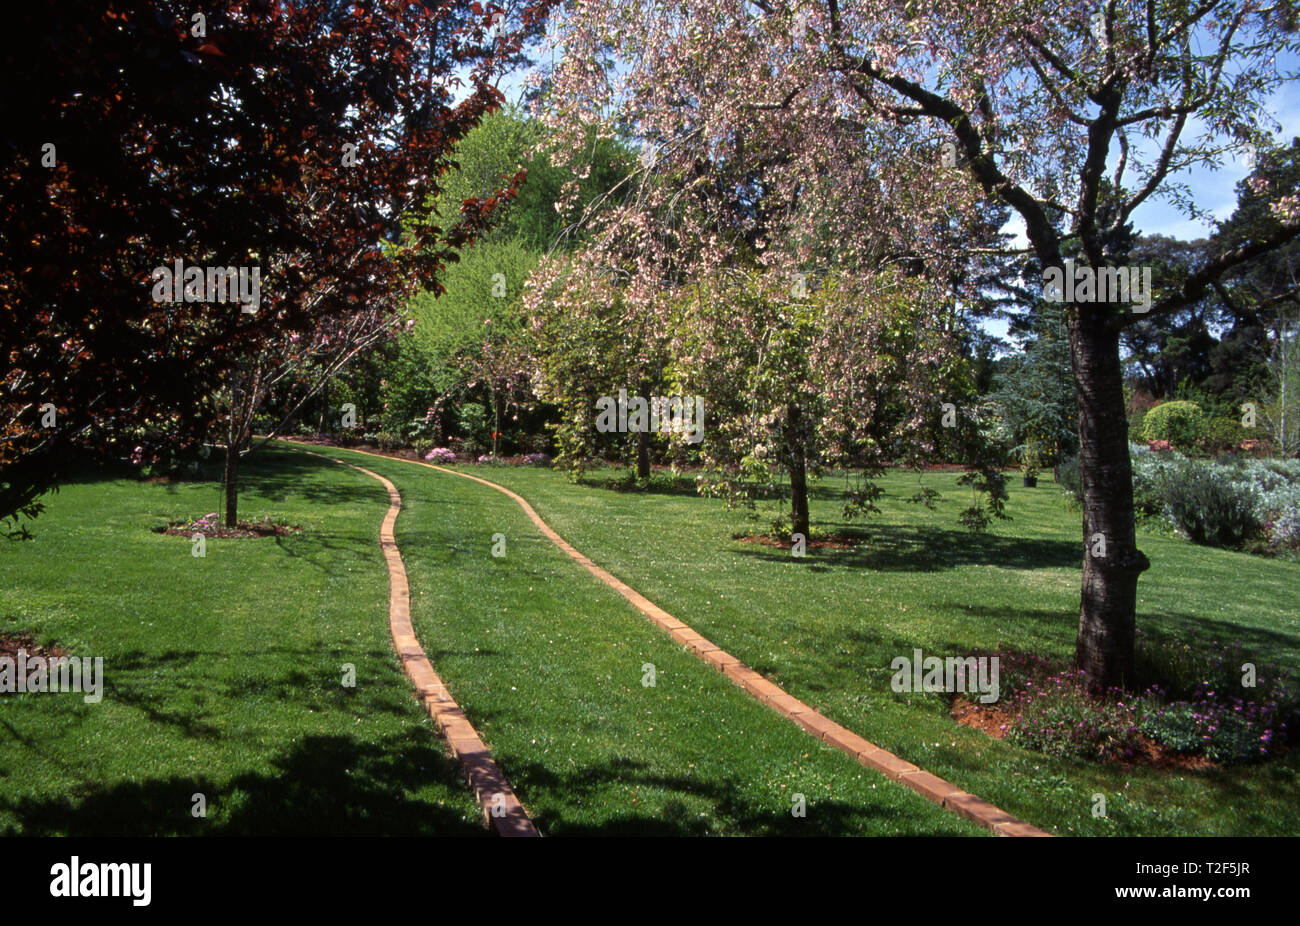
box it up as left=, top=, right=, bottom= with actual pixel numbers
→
left=300, top=443, right=981, bottom=835
left=390, top=456, right=1300, bottom=836
left=5, top=443, right=1294, bottom=836
left=0, top=448, right=485, bottom=835
left=1, top=445, right=981, bottom=836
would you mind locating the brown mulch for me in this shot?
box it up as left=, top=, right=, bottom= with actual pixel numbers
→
left=733, top=533, right=861, bottom=550
left=0, top=632, right=67, bottom=661
left=950, top=697, right=1216, bottom=771
left=158, top=519, right=301, bottom=539
left=0, top=632, right=75, bottom=693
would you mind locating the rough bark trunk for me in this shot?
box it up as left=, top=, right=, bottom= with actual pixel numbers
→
left=787, top=403, right=810, bottom=540
left=1069, top=310, right=1150, bottom=693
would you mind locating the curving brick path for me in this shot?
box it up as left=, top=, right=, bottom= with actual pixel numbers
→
left=298, top=443, right=1049, bottom=837
left=313, top=454, right=537, bottom=837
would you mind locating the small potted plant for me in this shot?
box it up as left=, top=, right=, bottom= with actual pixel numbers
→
left=1019, top=440, right=1042, bottom=488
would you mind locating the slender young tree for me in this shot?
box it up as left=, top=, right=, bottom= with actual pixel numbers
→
left=217, top=302, right=411, bottom=527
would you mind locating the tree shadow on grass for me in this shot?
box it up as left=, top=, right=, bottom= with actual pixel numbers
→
left=70, top=646, right=430, bottom=744
left=238, top=452, right=384, bottom=508
left=266, top=528, right=378, bottom=572
left=577, top=472, right=702, bottom=498
left=504, top=756, right=968, bottom=836
left=1138, top=611, right=1300, bottom=670
left=950, top=604, right=1300, bottom=668
left=0, top=734, right=486, bottom=836
left=731, top=523, right=1082, bottom=573
left=46, top=450, right=380, bottom=518
left=573, top=472, right=931, bottom=504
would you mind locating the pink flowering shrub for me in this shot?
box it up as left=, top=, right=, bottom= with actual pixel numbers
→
left=185, top=512, right=220, bottom=533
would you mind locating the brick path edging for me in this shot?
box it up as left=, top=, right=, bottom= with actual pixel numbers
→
left=313, top=454, right=538, bottom=837
left=299, top=443, right=1050, bottom=837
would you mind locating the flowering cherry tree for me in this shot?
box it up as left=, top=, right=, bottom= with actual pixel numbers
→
left=537, top=0, right=1300, bottom=691
left=669, top=267, right=968, bottom=537
left=525, top=247, right=676, bottom=475
left=525, top=1, right=1001, bottom=496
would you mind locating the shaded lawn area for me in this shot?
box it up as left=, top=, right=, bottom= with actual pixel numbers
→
left=0, top=445, right=485, bottom=835
left=298, top=444, right=983, bottom=835
left=405, top=459, right=1300, bottom=836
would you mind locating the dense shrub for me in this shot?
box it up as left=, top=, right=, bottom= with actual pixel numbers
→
left=1141, top=400, right=1205, bottom=449
left=1162, top=460, right=1260, bottom=547
left=1199, top=416, right=1250, bottom=454
left=378, top=339, right=440, bottom=435
left=1266, top=509, right=1300, bottom=550
left=1058, top=448, right=1299, bottom=553
left=1130, top=452, right=1300, bottom=552
left=1127, top=407, right=1147, bottom=443
left=456, top=402, right=490, bottom=453
left=1053, top=454, right=1080, bottom=497
left=1122, top=443, right=1179, bottom=518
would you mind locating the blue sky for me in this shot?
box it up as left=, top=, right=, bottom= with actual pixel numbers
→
left=984, top=70, right=1300, bottom=342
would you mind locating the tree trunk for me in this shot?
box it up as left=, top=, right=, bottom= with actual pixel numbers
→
left=492, top=387, right=502, bottom=459
left=1069, top=310, right=1150, bottom=693
left=221, top=443, right=239, bottom=529
left=787, top=403, right=810, bottom=540
left=318, top=381, right=328, bottom=435
left=222, top=367, right=249, bottom=529
left=636, top=383, right=651, bottom=480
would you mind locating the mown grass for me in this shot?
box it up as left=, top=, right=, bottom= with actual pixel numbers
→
left=408, top=459, right=1300, bottom=836
left=0, top=447, right=485, bottom=835
left=11, top=441, right=1293, bottom=836
left=305, top=443, right=982, bottom=835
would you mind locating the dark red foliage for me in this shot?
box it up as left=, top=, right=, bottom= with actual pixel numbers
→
left=0, top=0, right=553, bottom=531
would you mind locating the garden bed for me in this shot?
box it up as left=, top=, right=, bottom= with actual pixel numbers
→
left=948, top=640, right=1296, bottom=768
left=0, top=631, right=67, bottom=662
left=156, top=516, right=302, bottom=539
left=950, top=696, right=1214, bottom=771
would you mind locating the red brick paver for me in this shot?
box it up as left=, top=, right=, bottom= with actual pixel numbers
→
left=318, top=456, right=537, bottom=837
left=298, top=443, right=1049, bottom=838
